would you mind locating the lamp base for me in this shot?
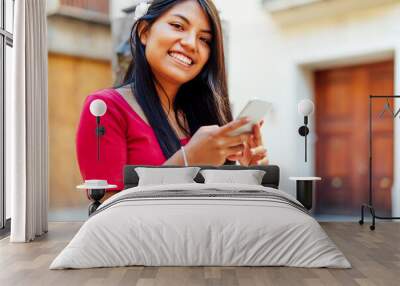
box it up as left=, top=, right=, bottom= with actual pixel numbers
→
left=87, top=189, right=106, bottom=215
left=296, top=180, right=313, bottom=210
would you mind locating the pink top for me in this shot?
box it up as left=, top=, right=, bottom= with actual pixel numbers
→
left=76, top=88, right=190, bottom=191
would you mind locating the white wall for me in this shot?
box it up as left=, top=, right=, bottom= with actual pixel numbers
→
left=110, top=0, right=140, bottom=20
left=108, top=0, right=400, bottom=214
left=214, top=0, right=307, bottom=195
left=214, top=0, right=400, bottom=211
left=47, top=16, right=112, bottom=60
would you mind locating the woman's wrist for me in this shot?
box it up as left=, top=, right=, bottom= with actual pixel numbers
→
left=162, top=146, right=191, bottom=166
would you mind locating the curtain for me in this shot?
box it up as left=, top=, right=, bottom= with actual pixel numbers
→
left=8, top=0, right=49, bottom=242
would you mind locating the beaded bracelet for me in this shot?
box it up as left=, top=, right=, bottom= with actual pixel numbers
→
left=181, top=146, right=188, bottom=166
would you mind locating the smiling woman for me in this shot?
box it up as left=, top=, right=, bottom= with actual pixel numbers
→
left=137, top=2, right=213, bottom=88
left=76, top=0, right=268, bottom=196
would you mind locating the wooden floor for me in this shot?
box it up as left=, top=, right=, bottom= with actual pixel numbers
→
left=0, top=222, right=399, bottom=286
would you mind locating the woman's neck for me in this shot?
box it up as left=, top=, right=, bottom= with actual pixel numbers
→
left=154, top=78, right=180, bottom=113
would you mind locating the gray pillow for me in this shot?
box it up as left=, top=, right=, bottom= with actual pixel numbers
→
left=200, top=169, right=266, bottom=185
left=135, top=167, right=201, bottom=186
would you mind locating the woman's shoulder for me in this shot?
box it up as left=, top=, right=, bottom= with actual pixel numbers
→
left=110, top=86, right=151, bottom=126
left=84, top=88, right=124, bottom=106
left=80, top=88, right=133, bottom=128
left=82, top=86, right=149, bottom=126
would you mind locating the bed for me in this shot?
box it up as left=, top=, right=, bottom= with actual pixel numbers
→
left=50, top=165, right=351, bottom=269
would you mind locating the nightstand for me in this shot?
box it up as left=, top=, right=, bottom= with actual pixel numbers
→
left=289, top=177, right=321, bottom=210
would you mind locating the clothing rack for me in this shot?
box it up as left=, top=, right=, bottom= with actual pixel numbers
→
left=359, top=95, right=400, bottom=230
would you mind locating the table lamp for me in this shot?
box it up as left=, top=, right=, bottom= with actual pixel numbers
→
left=298, top=99, right=314, bottom=162
left=89, top=99, right=107, bottom=160
left=77, top=99, right=110, bottom=216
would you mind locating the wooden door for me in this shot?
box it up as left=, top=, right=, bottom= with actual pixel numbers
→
left=48, top=53, right=112, bottom=211
left=315, top=60, right=394, bottom=216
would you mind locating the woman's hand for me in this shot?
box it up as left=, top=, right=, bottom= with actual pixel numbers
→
left=182, top=118, right=252, bottom=166
left=227, top=120, right=269, bottom=166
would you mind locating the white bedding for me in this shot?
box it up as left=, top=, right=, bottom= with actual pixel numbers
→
left=50, top=183, right=351, bottom=269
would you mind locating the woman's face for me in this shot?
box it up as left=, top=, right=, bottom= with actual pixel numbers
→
left=140, top=0, right=212, bottom=87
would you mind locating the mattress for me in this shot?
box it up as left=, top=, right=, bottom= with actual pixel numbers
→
left=50, top=183, right=351, bottom=269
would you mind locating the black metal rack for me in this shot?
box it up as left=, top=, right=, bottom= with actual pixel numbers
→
left=359, top=95, right=400, bottom=230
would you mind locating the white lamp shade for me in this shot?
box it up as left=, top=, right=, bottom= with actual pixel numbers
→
left=298, top=99, right=314, bottom=116
left=89, top=99, right=107, bottom=117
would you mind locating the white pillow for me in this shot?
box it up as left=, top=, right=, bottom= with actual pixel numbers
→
left=200, top=169, right=266, bottom=185
left=135, top=167, right=201, bottom=186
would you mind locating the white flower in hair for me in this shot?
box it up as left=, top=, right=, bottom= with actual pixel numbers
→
left=134, top=1, right=152, bottom=21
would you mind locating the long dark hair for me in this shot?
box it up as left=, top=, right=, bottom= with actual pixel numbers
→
left=122, top=0, right=233, bottom=160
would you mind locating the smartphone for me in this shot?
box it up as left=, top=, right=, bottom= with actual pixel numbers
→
left=228, top=99, right=271, bottom=136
